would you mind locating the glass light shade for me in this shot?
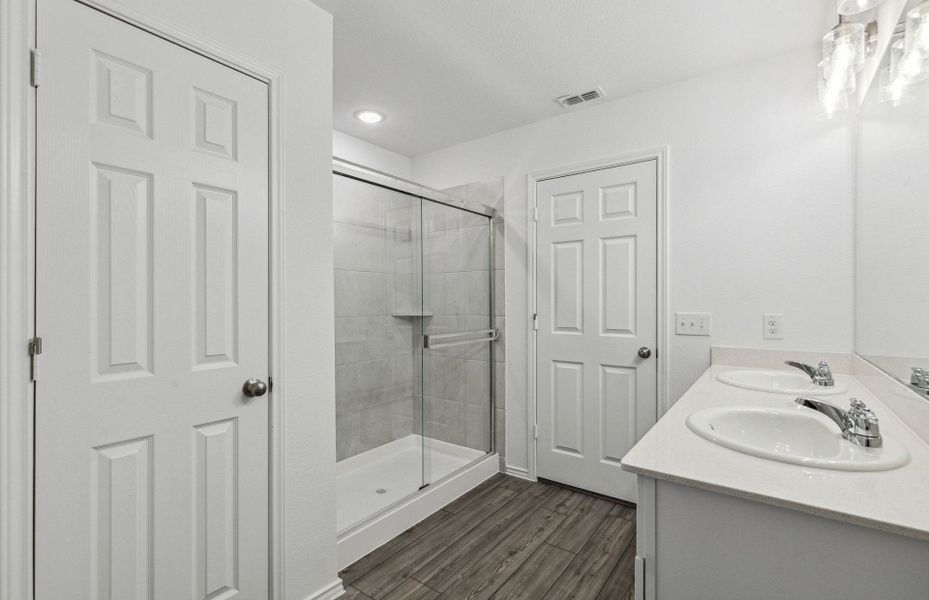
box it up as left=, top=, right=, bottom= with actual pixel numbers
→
left=818, top=85, right=849, bottom=118
left=878, top=65, right=915, bottom=106
left=819, top=58, right=856, bottom=95
left=905, top=2, right=929, bottom=54
left=818, top=61, right=852, bottom=118
left=823, top=23, right=867, bottom=75
left=836, top=0, right=887, bottom=16
left=890, top=37, right=906, bottom=71
left=894, top=35, right=929, bottom=84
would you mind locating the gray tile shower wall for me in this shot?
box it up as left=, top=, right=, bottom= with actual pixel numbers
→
left=334, top=177, right=418, bottom=461
left=432, top=178, right=506, bottom=459
left=334, top=173, right=504, bottom=464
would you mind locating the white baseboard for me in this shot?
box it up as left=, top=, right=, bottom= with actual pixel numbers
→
left=304, top=579, right=345, bottom=600
left=337, top=453, right=499, bottom=568
left=504, top=464, right=531, bottom=480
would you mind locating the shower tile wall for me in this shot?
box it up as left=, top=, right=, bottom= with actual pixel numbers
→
left=334, top=177, right=418, bottom=461
left=424, top=178, right=505, bottom=458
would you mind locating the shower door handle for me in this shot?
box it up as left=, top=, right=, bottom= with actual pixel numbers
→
left=423, top=328, right=498, bottom=350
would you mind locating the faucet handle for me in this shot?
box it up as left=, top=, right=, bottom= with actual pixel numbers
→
left=812, top=361, right=835, bottom=386
left=911, top=368, right=929, bottom=387
left=845, top=398, right=879, bottom=437
left=848, top=398, right=874, bottom=417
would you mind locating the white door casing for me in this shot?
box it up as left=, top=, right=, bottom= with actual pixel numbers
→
left=535, top=160, right=658, bottom=501
left=35, top=0, right=270, bottom=597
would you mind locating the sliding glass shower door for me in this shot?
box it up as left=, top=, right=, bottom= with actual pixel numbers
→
left=333, top=169, right=495, bottom=532
left=421, top=200, right=494, bottom=485
left=333, top=174, right=424, bottom=531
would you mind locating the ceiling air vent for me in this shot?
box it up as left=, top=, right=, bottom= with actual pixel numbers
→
left=555, top=86, right=606, bottom=109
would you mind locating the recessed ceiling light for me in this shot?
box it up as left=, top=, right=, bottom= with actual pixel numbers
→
left=355, top=109, right=385, bottom=124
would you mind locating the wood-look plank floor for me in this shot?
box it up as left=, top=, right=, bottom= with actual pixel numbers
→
left=340, top=474, right=636, bottom=600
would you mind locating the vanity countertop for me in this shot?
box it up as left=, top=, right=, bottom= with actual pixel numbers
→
left=621, top=365, right=929, bottom=542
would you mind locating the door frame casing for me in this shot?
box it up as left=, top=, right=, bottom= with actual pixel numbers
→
left=526, top=148, right=670, bottom=483
left=0, top=1, right=290, bottom=598
left=0, top=1, right=37, bottom=599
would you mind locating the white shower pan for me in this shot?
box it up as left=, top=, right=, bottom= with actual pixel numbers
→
left=335, top=434, right=497, bottom=568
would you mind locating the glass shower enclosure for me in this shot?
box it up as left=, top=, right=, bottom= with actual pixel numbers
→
left=332, top=160, right=497, bottom=532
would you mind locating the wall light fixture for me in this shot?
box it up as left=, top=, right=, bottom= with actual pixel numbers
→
left=878, top=1, right=929, bottom=106
left=820, top=22, right=868, bottom=117
left=837, top=0, right=888, bottom=16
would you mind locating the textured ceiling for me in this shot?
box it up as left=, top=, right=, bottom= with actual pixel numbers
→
left=314, top=0, right=835, bottom=156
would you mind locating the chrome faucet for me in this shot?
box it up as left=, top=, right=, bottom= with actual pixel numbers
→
left=794, top=397, right=882, bottom=448
left=910, top=368, right=929, bottom=396
left=784, top=360, right=834, bottom=387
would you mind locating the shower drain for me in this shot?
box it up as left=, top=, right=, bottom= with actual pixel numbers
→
left=376, top=488, right=387, bottom=494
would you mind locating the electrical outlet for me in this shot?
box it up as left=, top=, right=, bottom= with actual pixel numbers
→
left=675, top=312, right=711, bottom=336
left=763, top=313, right=783, bottom=339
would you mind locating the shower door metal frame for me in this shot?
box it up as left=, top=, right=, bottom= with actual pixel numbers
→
left=334, top=158, right=498, bottom=219
left=332, top=156, right=498, bottom=469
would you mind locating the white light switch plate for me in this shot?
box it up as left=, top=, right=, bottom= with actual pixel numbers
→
left=675, top=312, right=711, bottom=336
left=763, top=313, right=783, bottom=339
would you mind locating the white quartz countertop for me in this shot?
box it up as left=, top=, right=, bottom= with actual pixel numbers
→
left=621, top=365, right=929, bottom=542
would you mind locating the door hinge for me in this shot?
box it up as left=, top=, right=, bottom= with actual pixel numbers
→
left=28, top=337, right=43, bottom=381
left=30, top=49, right=41, bottom=88
left=533, top=205, right=539, bottom=223
left=532, top=313, right=539, bottom=331
left=533, top=423, right=539, bottom=440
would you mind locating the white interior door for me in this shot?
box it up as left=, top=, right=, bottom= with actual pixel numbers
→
left=535, top=160, right=658, bottom=501
left=35, top=0, right=270, bottom=597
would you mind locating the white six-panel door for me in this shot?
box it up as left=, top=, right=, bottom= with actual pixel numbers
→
left=35, top=0, right=270, bottom=597
left=535, top=161, right=658, bottom=501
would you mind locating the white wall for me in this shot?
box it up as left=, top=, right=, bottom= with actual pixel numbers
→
left=334, top=129, right=413, bottom=178
left=412, top=46, right=855, bottom=474
left=90, top=0, right=339, bottom=597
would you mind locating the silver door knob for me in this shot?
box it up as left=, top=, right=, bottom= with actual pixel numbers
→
left=243, top=378, right=268, bottom=398
left=637, top=347, right=652, bottom=359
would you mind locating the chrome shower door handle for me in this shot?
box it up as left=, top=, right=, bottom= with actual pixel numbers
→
left=243, top=378, right=268, bottom=398
left=423, top=329, right=498, bottom=350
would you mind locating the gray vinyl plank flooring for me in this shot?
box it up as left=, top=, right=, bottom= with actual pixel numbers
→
left=438, top=508, right=565, bottom=600
left=542, top=515, right=636, bottom=600
left=381, top=579, right=441, bottom=600
left=413, top=489, right=557, bottom=591
left=540, top=486, right=587, bottom=515
left=340, top=509, right=456, bottom=585
left=342, top=586, right=375, bottom=600
left=489, top=543, right=575, bottom=600
left=596, top=536, right=637, bottom=600
left=545, top=494, right=617, bottom=553
left=339, top=475, right=636, bottom=600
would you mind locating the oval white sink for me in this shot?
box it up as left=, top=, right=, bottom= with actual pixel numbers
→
left=716, top=369, right=848, bottom=395
left=686, top=406, right=909, bottom=471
